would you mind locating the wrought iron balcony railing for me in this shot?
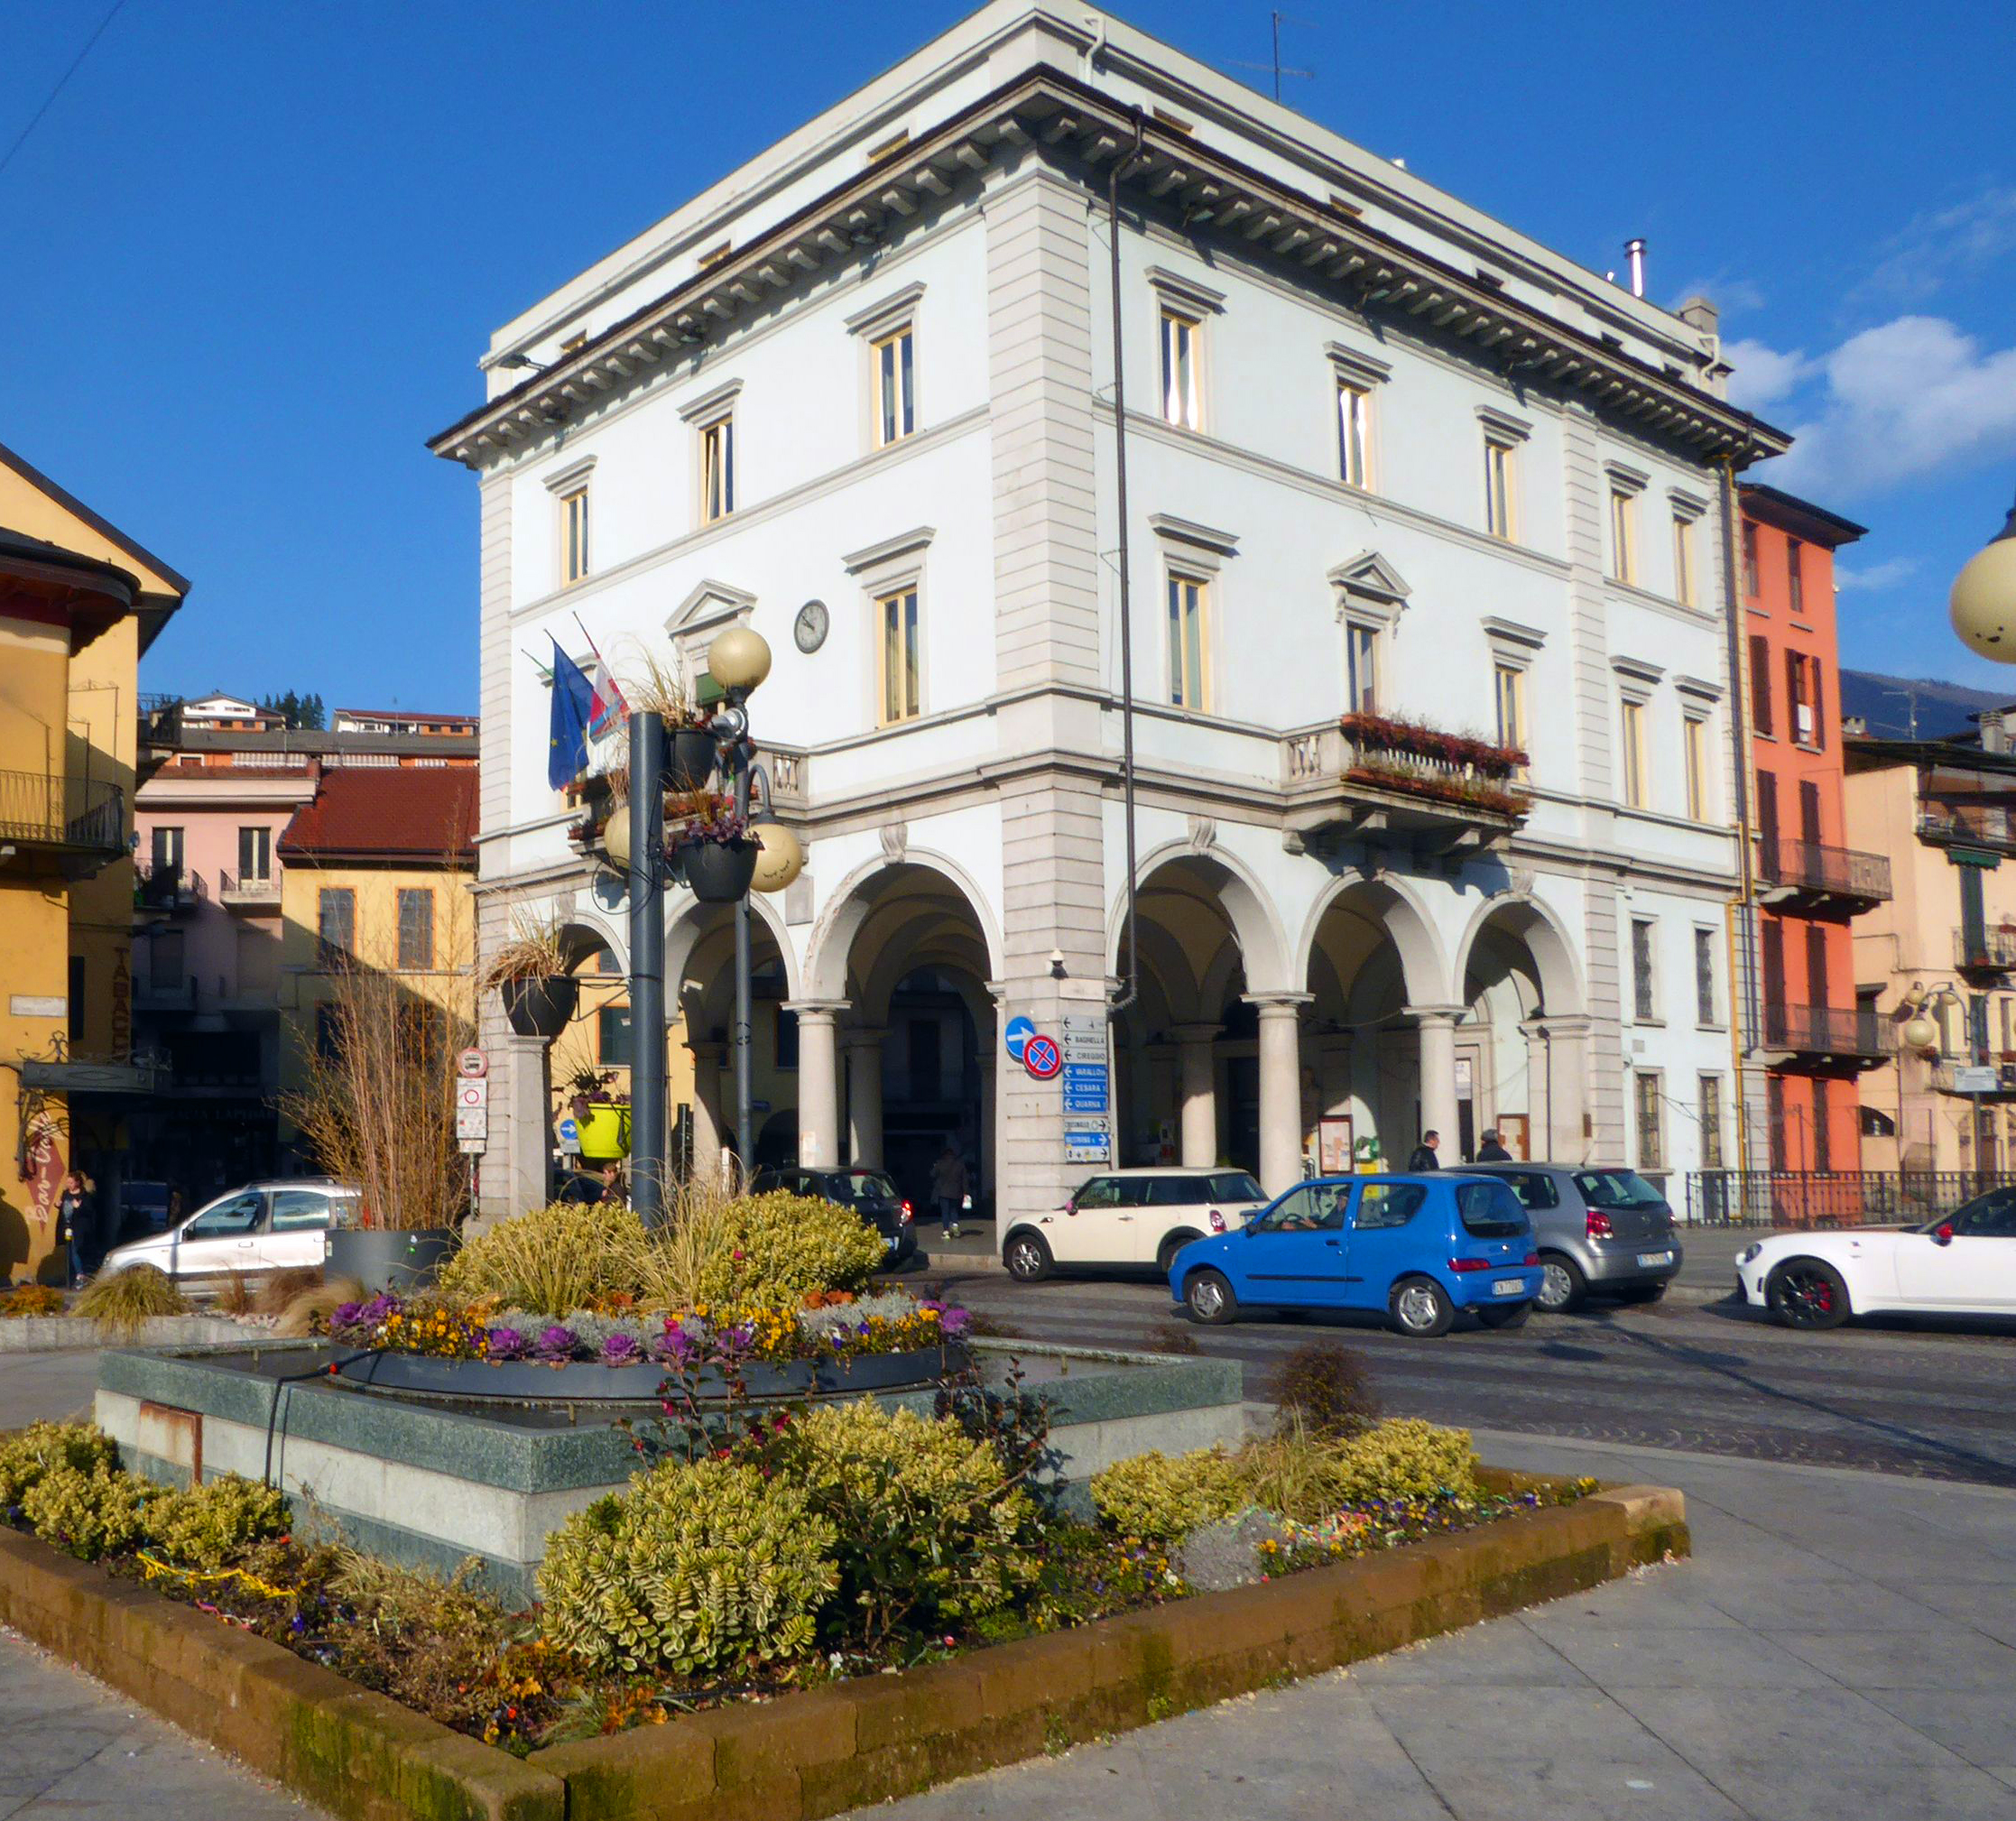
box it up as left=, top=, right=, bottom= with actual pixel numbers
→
left=0, top=767, right=125, bottom=862
left=1761, top=1002, right=1891, bottom=1059
left=1757, top=837, right=1892, bottom=905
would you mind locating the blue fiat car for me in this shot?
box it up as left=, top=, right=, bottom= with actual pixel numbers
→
left=1168, top=1174, right=1542, bottom=1337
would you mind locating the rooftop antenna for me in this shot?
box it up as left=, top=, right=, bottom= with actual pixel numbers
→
left=1232, top=10, right=1313, bottom=103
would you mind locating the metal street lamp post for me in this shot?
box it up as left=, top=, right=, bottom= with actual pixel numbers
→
left=619, top=631, right=798, bottom=1213
left=706, top=627, right=776, bottom=1178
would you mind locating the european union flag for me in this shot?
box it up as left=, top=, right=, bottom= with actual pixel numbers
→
left=548, top=637, right=595, bottom=789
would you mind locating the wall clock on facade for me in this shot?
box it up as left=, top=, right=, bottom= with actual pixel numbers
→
left=793, top=599, right=829, bottom=653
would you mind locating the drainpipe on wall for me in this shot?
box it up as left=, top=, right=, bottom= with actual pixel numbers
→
left=1105, top=107, right=1146, bottom=1017
left=1720, top=455, right=1759, bottom=1175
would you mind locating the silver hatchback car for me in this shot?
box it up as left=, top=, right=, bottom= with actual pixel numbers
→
left=100, top=1179, right=362, bottom=1283
left=1463, top=1164, right=1682, bottom=1312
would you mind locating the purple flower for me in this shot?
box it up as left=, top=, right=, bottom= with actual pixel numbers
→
left=532, top=1324, right=578, bottom=1362
left=940, top=1308, right=973, bottom=1339
left=653, top=1326, right=696, bottom=1364
left=359, top=1293, right=399, bottom=1326
left=601, top=1333, right=642, bottom=1366
left=331, top=1301, right=363, bottom=1329
left=486, top=1326, right=529, bottom=1360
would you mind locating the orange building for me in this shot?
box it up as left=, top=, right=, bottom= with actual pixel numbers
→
left=1739, top=484, right=1891, bottom=1174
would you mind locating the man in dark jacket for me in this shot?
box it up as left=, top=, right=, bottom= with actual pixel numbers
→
left=1476, top=1130, right=1512, bottom=1162
left=1406, top=1131, right=1440, bottom=1171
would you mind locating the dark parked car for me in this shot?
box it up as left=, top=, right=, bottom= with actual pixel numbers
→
left=1463, top=1164, right=1681, bottom=1311
left=751, top=1166, right=919, bottom=1270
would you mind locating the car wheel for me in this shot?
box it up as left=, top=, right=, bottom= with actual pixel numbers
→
left=1476, top=1300, right=1532, bottom=1330
left=1535, top=1253, right=1586, bottom=1314
left=1765, top=1257, right=1851, bottom=1330
left=1003, top=1230, right=1053, bottom=1284
left=1389, top=1275, right=1455, bottom=1338
left=1184, top=1267, right=1237, bottom=1326
left=1156, top=1230, right=1204, bottom=1275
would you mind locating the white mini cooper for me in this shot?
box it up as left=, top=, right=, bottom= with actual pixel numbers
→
left=1003, top=1167, right=1270, bottom=1281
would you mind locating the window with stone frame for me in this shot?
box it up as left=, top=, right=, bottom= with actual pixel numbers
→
left=1634, top=1071, right=1664, bottom=1170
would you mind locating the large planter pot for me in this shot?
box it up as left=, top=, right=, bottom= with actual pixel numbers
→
left=577, top=1100, right=632, bottom=1160
left=668, top=727, right=717, bottom=790
left=334, top=1341, right=967, bottom=1404
left=327, top=1227, right=458, bottom=1293
left=681, top=837, right=758, bottom=903
left=502, top=975, right=578, bottom=1038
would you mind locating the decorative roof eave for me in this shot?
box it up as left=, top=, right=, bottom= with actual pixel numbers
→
left=429, top=69, right=1790, bottom=471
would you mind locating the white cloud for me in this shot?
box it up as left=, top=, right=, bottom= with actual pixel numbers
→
left=1834, top=558, right=1919, bottom=593
left=1726, top=337, right=1817, bottom=409
left=1748, top=315, right=2016, bottom=497
left=1854, top=185, right=2016, bottom=307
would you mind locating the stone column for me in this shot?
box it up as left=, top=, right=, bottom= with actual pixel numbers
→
left=1171, top=1023, right=1221, bottom=1168
left=1410, top=1006, right=1463, bottom=1153
left=687, top=1040, right=726, bottom=1183
left=843, top=1027, right=885, bottom=1168
left=976, top=1049, right=996, bottom=1209
left=1537, top=1014, right=1592, bottom=1161
left=498, top=1031, right=550, bottom=1219
left=787, top=1002, right=846, bottom=1169
left=1519, top=1019, right=1551, bottom=1162
left=1246, top=994, right=1311, bottom=1194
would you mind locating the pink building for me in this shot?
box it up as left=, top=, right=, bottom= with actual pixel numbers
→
left=132, top=746, right=316, bottom=1189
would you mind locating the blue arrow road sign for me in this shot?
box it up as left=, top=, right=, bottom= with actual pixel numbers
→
left=1003, top=1015, right=1036, bottom=1062
left=1062, top=1063, right=1107, bottom=1087
left=1063, top=1084, right=1110, bottom=1114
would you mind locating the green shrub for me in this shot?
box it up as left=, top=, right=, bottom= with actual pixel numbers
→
left=779, top=1400, right=1038, bottom=1642
left=22, top=1464, right=160, bottom=1560
left=437, top=1201, right=649, bottom=1314
left=0, top=1420, right=118, bottom=1508
left=691, top=1191, right=886, bottom=1307
left=538, top=1456, right=837, bottom=1675
left=1330, top=1419, right=1479, bottom=1505
left=72, top=1264, right=190, bottom=1335
left=144, top=1474, right=291, bottom=1569
left=1090, top=1445, right=1244, bottom=1542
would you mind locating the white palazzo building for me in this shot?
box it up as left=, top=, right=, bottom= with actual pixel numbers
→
left=431, top=4, right=1789, bottom=1225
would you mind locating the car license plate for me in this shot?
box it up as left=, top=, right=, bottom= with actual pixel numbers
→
left=1636, top=1250, right=1673, bottom=1268
left=883, top=1234, right=900, bottom=1251
left=1492, top=1278, right=1524, bottom=1296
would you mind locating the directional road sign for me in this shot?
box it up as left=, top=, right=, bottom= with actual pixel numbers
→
left=1003, top=1015, right=1036, bottom=1062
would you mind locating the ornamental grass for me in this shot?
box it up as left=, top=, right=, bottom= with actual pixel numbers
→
left=71, top=1263, right=190, bottom=1336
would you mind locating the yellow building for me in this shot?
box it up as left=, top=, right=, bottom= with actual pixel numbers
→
left=1847, top=726, right=2016, bottom=1177
left=273, top=764, right=480, bottom=1154
left=1, top=441, right=187, bottom=1282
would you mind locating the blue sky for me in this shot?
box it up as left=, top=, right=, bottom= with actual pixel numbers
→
left=5, top=0, right=2014, bottom=709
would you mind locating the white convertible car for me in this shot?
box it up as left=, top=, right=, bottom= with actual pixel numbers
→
left=1735, top=1189, right=2016, bottom=1327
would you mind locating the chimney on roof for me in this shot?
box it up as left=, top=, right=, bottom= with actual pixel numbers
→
left=1624, top=238, right=1648, bottom=299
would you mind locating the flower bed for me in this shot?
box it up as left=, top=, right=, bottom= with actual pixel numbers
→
left=325, top=1288, right=969, bottom=1369
left=0, top=1380, right=1604, bottom=1762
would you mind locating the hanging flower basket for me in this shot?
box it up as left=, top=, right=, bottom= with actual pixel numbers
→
left=667, top=726, right=718, bottom=791
left=502, top=975, right=579, bottom=1038
left=682, top=837, right=758, bottom=902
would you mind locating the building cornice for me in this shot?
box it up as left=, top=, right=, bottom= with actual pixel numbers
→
left=430, top=68, right=1789, bottom=472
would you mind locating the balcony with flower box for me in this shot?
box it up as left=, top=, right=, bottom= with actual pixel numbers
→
left=1280, top=714, right=1530, bottom=853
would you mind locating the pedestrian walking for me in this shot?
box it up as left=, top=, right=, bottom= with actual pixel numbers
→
left=59, top=1173, right=87, bottom=1287
left=1406, top=1131, right=1441, bottom=1171
left=1475, top=1129, right=1512, bottom=1162
left=929, top=1142, right=968, bottom=1240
